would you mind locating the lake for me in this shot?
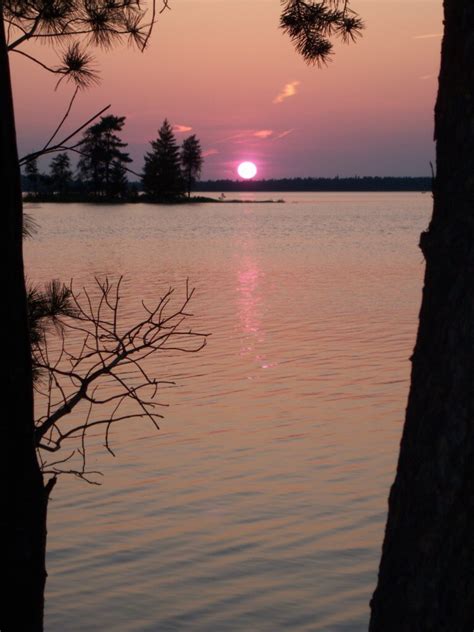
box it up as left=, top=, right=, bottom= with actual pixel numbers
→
left=24, top=192, right=431, bottom=631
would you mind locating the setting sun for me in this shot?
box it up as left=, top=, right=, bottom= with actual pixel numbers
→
left=237, top=161, right=257, bottom=179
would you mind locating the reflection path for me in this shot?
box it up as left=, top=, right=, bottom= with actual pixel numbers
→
left=236, top=208, right=277, bottom=373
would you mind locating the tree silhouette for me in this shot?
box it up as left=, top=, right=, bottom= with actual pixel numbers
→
left=181, top=134, right=203, bottom=198
left=32, top=278, right=206, bottom=483
left=142, top=119, right=184, bottom=201
left=49, top=152, right=73, bottom=196
left=280, top=0, right=474, bottom=628
left=1, top=2, right=165, bottom=629
left=24, top=158, right=40, bottom=195
left=78, top=114, right=131, bottom=198
left=109, top=158, right=129, bottom=200
left=27, top=280, right=78, bottom=381
left=280, top=0, right=363, bottom=65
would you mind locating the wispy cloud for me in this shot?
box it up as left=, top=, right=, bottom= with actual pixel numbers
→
left=413, top=33, right=442, bottom=40
left=173, top=124, right=192, bottom=133
left=275, top=129, right=295, bottom=140
left=216, top=130, right=272, bottom=144
left=254, top=129, right=273, bottom=139
left=215, top=132, right=246, bottom=144
left=215, top=128, right=292, bottom=146
left=203, top=148, right=219, bottom=157
left=420, top=74, right=435, bottom=80
left=273, top=81, right=300, bottom=104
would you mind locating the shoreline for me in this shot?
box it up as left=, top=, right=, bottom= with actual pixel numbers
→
left=23, top=195, right=286, bottom=205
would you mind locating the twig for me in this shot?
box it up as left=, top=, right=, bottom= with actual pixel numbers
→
left=33, top=278, right=208, bottom=482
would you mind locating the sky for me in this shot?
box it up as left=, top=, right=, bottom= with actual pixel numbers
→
left=11, top=0, right=443, bottom=180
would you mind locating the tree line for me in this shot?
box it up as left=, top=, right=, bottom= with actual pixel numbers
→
left=24, top=117, right=203, bottom=202
left=195, top=176, right=432, bottom=192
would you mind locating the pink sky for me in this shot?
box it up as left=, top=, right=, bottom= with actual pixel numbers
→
left=11, top=0, right=442, bottom=180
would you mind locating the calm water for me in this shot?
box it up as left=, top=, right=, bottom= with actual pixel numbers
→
left=25, top=192, right=431, bottom=631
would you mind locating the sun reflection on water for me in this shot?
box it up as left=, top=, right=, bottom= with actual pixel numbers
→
left=236, top=220, right=277, bottom=373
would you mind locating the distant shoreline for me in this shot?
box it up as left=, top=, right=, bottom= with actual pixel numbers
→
left=22, top=176, right=432, bottom=203
left=195, top=176, right=432, bottom=193
left=23, top=194, right=286, bottom=205
left=23, top=188, right=430, bottom=205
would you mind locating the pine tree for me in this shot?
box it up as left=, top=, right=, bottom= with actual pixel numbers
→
left=24, top=158, right=40, bottom=195
left=78, top=115, right=131, bottom=198
left=142, top=119, right=184, bottom=201
left=279, top=0, right=474, bottom=626
left=181, top=135, right=203, bottom=198
left=49, top=153, right=72, bottom=196
left=2, top=3, right=154, bottom=624
left=109, top=159, right=129, bottom=199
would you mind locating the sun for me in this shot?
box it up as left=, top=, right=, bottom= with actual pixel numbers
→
left=237, top=161, right=257, bottom=180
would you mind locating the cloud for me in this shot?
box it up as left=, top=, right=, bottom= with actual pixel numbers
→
left=420, top=74, right=435, bottom=80
left=253, top=129, right=273, bottom=139
left=215, top=132, right=246, bottom=144
left=273, top=81, right=300, bottom=104
left=215, top=128, right=290, bottom=145
left=203, top=148, right=219, bottom=157
left=217, top=130, right=271, bottom=144
left=275, top=129, right=295, bottom=140
left=173, top=124, right=193, bottom=133
left=412, top=33, right=442, bottom=40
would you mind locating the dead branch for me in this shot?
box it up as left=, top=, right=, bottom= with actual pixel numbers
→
left=19, top=103, right=111, bottom=165
left=33, top=277, right=208, bottom=482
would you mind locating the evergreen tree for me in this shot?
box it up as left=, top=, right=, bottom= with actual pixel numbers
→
left=78, top=115, right=131, bottom=198
left=142, top=119, right=184, bottom=201
left=181, top=135, right=203, bottom=198
left=49, top=152, right=72, bottom=196
left=27, top=280, right=78, bottom=382
left=109, top=159, right=129, bottom=199
left=279, top=0, right=474, bottom=627
left=24, top=158, right=40, bottom=195
left=2, top=1, right=155, bottom=627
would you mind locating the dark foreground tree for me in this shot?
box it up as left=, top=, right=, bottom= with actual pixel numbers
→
left=282, top=0, right=474, bottom=627
left=142, top=119, right=184, bottom=201
left=1, top=1, right=162, bottom=629
left=181, top=134, right=203, bottom=198
left=368, top=3, right=474, bottom=629
left=1, top=13, right=45, bottom=632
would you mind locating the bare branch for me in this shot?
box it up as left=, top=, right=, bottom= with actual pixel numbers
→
left=33, top=278, right=207, bottom=481
left=11, top=47, right=62, bottom=73
left=43, top=87, right=80, bottom=151
left=19, top=103, right=111, bottom=165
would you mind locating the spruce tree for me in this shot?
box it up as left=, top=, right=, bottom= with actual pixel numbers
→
left=78, top=115, right=131, bottom=198
left=142, top=119, right=184, bottom=201
left=181, top=135, right=203, bottom=198
left=109, top=159, right=129, bottom=199
left=49, top=153, right=72, bottom=196
left=24, top=158, right=40, bottom=195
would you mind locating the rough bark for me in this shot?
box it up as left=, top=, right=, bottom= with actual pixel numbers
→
left=0, top=6, right=48, bottom=631
left=370, top=0, right=474, bottom=629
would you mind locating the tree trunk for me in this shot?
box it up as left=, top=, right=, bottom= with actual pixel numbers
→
left=0, top=8, right=48, bottom=631
left=370, top=0, right=474, bottom=629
